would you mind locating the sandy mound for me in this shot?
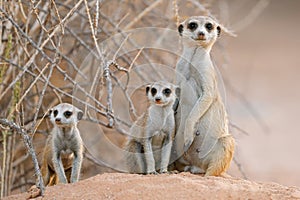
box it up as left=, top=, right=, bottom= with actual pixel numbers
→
left=4, top=173, right=300, bottom=200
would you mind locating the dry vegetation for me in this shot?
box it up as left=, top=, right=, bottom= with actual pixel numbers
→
left=0, top=0, right=270, bottom=198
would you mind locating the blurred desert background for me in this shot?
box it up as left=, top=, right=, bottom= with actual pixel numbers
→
left=225, top=0, right=300, bottom=186
left=1, top=0, right=300, bottom=198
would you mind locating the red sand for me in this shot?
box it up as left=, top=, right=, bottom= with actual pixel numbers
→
left=4, top=173, right=300, bottom=200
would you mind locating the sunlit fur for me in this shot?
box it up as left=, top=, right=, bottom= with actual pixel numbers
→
left=174, top=16, right=235, bottom=176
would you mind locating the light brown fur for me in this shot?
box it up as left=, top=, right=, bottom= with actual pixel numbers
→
left=124, top=81, right=179, bottom=174
left=41, top=103, right=83, bottom=185
left=173, top=16, right=235, bottom=176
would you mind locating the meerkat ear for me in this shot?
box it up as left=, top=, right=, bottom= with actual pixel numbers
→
left=175, top=87, right=181, bottom=98
left=48, top=109, right=53, bottom=117
left=217, top=26, right=221, bottom=37
left=178, top=24, right=184, bottom=36
left=146, top=85, right=150, bottom=95
left=77, top=110, right=83, bottom=120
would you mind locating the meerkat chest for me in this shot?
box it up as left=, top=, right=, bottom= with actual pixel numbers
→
left=177, top=63, right=203, bottom=98
left=147, top=106, right=174, bottom=133
left=53, top=128, right=79, bottom=154
left=56, top=141, right=75, bottom=160
left=177, top=48, right=212, bottom=96
left=57, top=140, right=76, bottom=170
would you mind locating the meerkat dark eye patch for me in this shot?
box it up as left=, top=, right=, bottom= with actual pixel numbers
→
left=188, top=22, right=198, bottom=31
left=151, top=88, right=157, bottom=96
left=163, top=88, right=172, bottom=97
left=205, top=23, right=213, bottom=32
left=53, top=110, right=58, bottom=117
left=64, top=111, right=73, bottom=118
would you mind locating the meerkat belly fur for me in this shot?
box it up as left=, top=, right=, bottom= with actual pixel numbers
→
left=41, top=103, right=84, bottom=185
left=174, top=16, right=235, bottom=176
left=124, top=81, right=179, bottom=174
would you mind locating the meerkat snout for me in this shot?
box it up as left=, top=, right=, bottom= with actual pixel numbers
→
left=155, top=97, right=161, bottom=103
left=198, top=31, right=205, bottom=40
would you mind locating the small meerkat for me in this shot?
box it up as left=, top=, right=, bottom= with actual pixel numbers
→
left=41, top=103, right=84, bottom=185
left=124, top=81, right=179, bottom=174
left=173, top=16, right=235, bottom=176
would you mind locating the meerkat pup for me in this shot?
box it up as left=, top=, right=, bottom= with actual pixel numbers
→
left=124, top=81, right=179, bottom=174
left=173, top=16, right=235, bottom=176
left=41, top=103, right=84, bottom=185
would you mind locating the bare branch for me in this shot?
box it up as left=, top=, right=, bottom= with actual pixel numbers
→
left=124, top=0, right=163, bottom=30
left=0, top=119, right=45, bottom=196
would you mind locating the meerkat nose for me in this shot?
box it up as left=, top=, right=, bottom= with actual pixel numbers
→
left=55, top=118, right=61, bottom=122
left=155, top=97, right=161, bottom=102
left=198, top=32, right=205, bottom=36
left=198, top=32, right=205, bottom=40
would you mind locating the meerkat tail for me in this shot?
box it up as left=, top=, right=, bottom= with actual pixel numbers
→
left=205, top=135, right=235, bottom=176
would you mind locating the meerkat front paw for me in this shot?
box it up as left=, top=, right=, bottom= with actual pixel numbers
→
left=159, top=170, right=169, bottom=174
left=184, top=124, right=194, bottom=151
left=147, top=171, right=158, bottom=175
left=184, top=139, right=193, bottom=152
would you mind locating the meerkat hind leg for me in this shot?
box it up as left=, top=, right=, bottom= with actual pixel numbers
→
left=41, top=164, right=50, bottom=186
left=48, top=170, right=57, bottom=186
left=135, top=145, right=146, bottom=174
left=65, top=168, right=72, bottom=183
left=125, top=140, right=146, bottom=174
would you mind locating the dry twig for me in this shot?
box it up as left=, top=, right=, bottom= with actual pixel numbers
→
left=0, top=119, right=45, bottom=196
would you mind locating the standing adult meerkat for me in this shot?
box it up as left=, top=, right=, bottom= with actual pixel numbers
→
left=41, top=103, right=84, bottom=185
left=173, top=16, right=235, bottom=176
left=124, top=81, right=179, bottom=174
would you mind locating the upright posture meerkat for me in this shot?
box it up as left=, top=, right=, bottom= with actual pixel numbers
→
left=41, top=103, right=84, bottom=185
left=124, top=81, right=179, bottom=174
left=173, top=16, right=235, bottom=176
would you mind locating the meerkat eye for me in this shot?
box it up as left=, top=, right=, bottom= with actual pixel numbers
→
left=53, top=110, right=58, bottom=117
left=205, top=23, right=213, bottom=31
left=151, top=88, right=157, bottom=96
left=64, top=111, right=73, bottom=118
left=188, top=22, right=198, bottom=31
left=163, top=88, right=172, bottom=96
